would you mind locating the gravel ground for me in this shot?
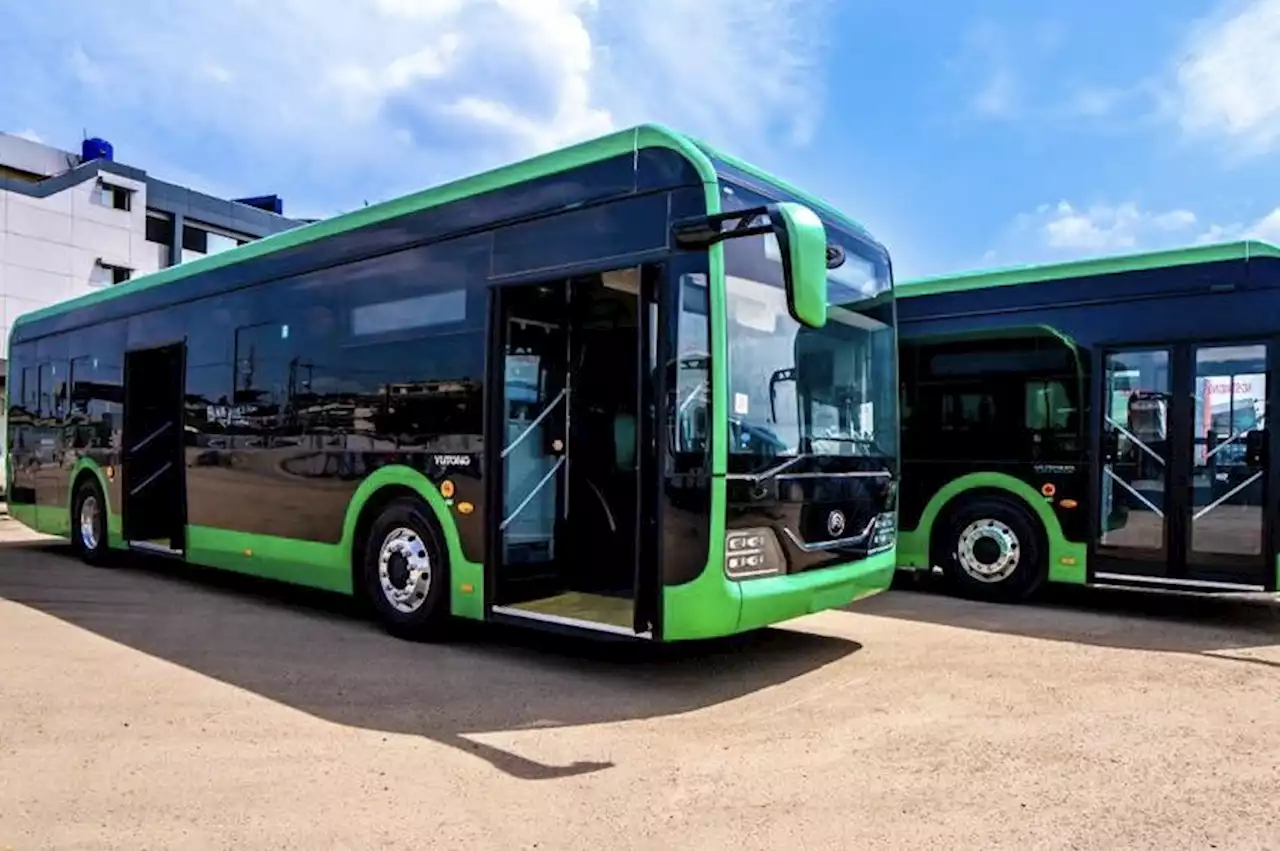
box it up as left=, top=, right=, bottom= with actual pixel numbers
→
left=0, top=515, right=1277, bottom=851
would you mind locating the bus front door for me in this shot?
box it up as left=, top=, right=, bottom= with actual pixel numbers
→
left=488, top=270, right=657, bottom=637
left=1094, top=343, right=1274, bottom=592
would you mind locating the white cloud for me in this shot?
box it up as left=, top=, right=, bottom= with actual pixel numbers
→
left=1176, top=0, right=1280, bottom=154
left=956, top=23, right=1022, bottom=118
left=3, top=0, right=831, bottom=215
left=1196, top=207, right=1280, bottom=244
left=993, top=199, right=1280, bottom=267
left=1031, top=201, right=1198, bottom=253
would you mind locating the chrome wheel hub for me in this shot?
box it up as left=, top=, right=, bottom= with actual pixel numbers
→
left=378, top=527, right=432, bottom=613
left=956, top=518, right=1020, bottom=583
left=79, top=495, right=101, bottom=551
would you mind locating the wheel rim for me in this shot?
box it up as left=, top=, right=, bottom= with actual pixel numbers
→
left=956, top=518, right=1020, bottom=583
left=377, top=527, right=432, bottom=613
left=79, top=495, right=101, bottom=551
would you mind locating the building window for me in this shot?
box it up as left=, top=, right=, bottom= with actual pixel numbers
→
left=182, top=221, right=248, bottom=261
left=92, top=180, right=133, bottom=211
left=90, top=261, right=132, bottom=287
left=145, top=211, right=175, bottom=245
left=146, top=210, right=176, bottom=268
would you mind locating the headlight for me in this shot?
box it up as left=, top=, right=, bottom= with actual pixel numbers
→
left=724, top=526, right=786, bottom=579
left=869, top=511, right=896, bottom=553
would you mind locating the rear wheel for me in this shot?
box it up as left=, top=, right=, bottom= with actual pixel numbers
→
left=70, top=477, right=110, bottom=566
left=936, top=496, right=1046, bottom=603
left=360, top=497, right=451, bottom=641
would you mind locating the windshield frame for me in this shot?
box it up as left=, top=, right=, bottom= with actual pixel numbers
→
left=710, top=170, right=900, bottom=478
left=705, top=156, right=895, bottom=295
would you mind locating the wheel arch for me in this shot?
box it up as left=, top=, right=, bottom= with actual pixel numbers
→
left=338, top=465, right=482, bottom=619
left=66, top=457, right=120, bottom=547
left=911, top=473, right=1061, bottom=568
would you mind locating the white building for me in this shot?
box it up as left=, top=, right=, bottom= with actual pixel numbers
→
left=0, top=130, right=300, bottom=491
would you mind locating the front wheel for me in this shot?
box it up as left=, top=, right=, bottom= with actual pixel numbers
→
left=360, top=498, right=451, bottom=641
left=937, top=496, right=1047, bottom=603
left=70, top=477, right=110, bottom=566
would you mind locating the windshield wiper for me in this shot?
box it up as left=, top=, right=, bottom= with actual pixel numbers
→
left=743, top=453, right=816, bottom=484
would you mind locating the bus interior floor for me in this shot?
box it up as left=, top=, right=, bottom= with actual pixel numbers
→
left=504, top=591, right=634, bottom=629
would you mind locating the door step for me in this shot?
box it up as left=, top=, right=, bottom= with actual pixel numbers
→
left=493, top=592, right=647, bottom=638
left=127, top=540, right=185, bottom=557
left=1092, top=571, right=1268, bottom=593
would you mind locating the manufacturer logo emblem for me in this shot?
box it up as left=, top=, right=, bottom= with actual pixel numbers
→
left=826, top=509, right=846, bottom=538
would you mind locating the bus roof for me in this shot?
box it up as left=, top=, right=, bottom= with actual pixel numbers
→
left=686, top=137, right=873, bottom=239
left=898, top=238, right=1280, bottom=299
left=13, top=124, right=716, bottom=330
left=11, top=124, right=879, bottom=335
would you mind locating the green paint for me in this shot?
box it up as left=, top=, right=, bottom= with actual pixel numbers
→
left=896, top=472, right=1087, bottom=585
left=186, top=525, right=350, bottom=592
left=11, top=124, right=720, bottom=333
left=181, top=465, right=485, bottom=619
left=735, top=549, right=896, bottom=634
left=660, top=168, right=735, bottom=641
left=898, top=239, right=1280, bottom=299
left=8, top=503, right=37, bottom=530
left=772, top=201, right=829, bottom=328
left=65, top=458, right=123, bottom=548
left=688, top=137, right=875, bottom=240
left=337, top=465, right=485, bottom=621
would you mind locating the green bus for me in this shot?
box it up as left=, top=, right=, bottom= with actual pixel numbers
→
left=5, top=125, right=899, bottom=642
left=895, top=239, right=1280, bottom=601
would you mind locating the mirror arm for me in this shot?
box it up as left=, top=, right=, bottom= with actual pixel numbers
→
left=672, top=206, right=775, bottom=249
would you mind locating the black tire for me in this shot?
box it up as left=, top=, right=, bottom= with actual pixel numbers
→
left=935, top=496, right=1047, bottom=603
left=360, top=497, right=451, bottom=641
left=69, top=477, right=110, bottom=566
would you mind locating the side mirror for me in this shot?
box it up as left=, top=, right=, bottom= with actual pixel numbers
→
left=767, top=202, right=828, bottom=329
left=672, top=201, right=830, bottom=330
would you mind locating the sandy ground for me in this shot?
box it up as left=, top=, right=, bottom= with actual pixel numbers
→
left=0, top=516, right=1278, bottom=851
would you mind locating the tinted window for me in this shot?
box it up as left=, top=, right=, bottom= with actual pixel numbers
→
left=492, top=194, right=668, bottom=278
left=902, top=331, right=1083, bottom=462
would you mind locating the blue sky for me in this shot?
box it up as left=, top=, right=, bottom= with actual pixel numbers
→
left=2, top=0, right=1277, bottom=280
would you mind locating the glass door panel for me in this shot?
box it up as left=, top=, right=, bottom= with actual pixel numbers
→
left=1188, top=343, right=1268, bottom=567
left=1099, top=349, right=1171, bottom=558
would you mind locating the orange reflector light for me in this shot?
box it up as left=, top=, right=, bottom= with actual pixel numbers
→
left=1059, top=498, right=1078, bottom=509
left=460, top=583, right=475, bottom=594
left=1059, top=556, right=1077, bottom=566
left=244, top=549, right=253, bottom=557
left=105, top=466, right=115, bottom=480
left=441, top=480, right=455, bottom=499
left=1041, top=483, right=1056, bottom=497
left=457, top=501, right=474, bottom=515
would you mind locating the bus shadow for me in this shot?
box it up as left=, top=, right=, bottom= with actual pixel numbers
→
left=0, top=539, right=861, bottom=781
left=857, top=573, right=1280, bottom=667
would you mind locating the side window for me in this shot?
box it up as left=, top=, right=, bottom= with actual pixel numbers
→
left=340, top=237, right=488, bottom=445
left=672, top=273, right=711, bottom=457
left=35, top=335, right=69, bottom=423
left=67, top=322, right=125, bottom=450
left=941, top=391, right=997, bottom=431
left=1025, top=380, right=1073, bottom=430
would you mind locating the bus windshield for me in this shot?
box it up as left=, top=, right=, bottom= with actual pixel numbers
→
left=718, top=181, right=897, bottom=475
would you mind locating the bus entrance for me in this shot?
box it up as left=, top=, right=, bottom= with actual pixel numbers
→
left=488, top=268, right=657, bottom=636
left=121, top=342, right=189, bottom=555
left=1095, top=342, right=1274, bottom=592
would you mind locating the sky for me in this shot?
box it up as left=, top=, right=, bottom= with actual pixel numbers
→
left=1, top=0, right=1278, bottom=280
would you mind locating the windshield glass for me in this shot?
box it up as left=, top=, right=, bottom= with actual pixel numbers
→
left=718, top=181, right=897, bottom=475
